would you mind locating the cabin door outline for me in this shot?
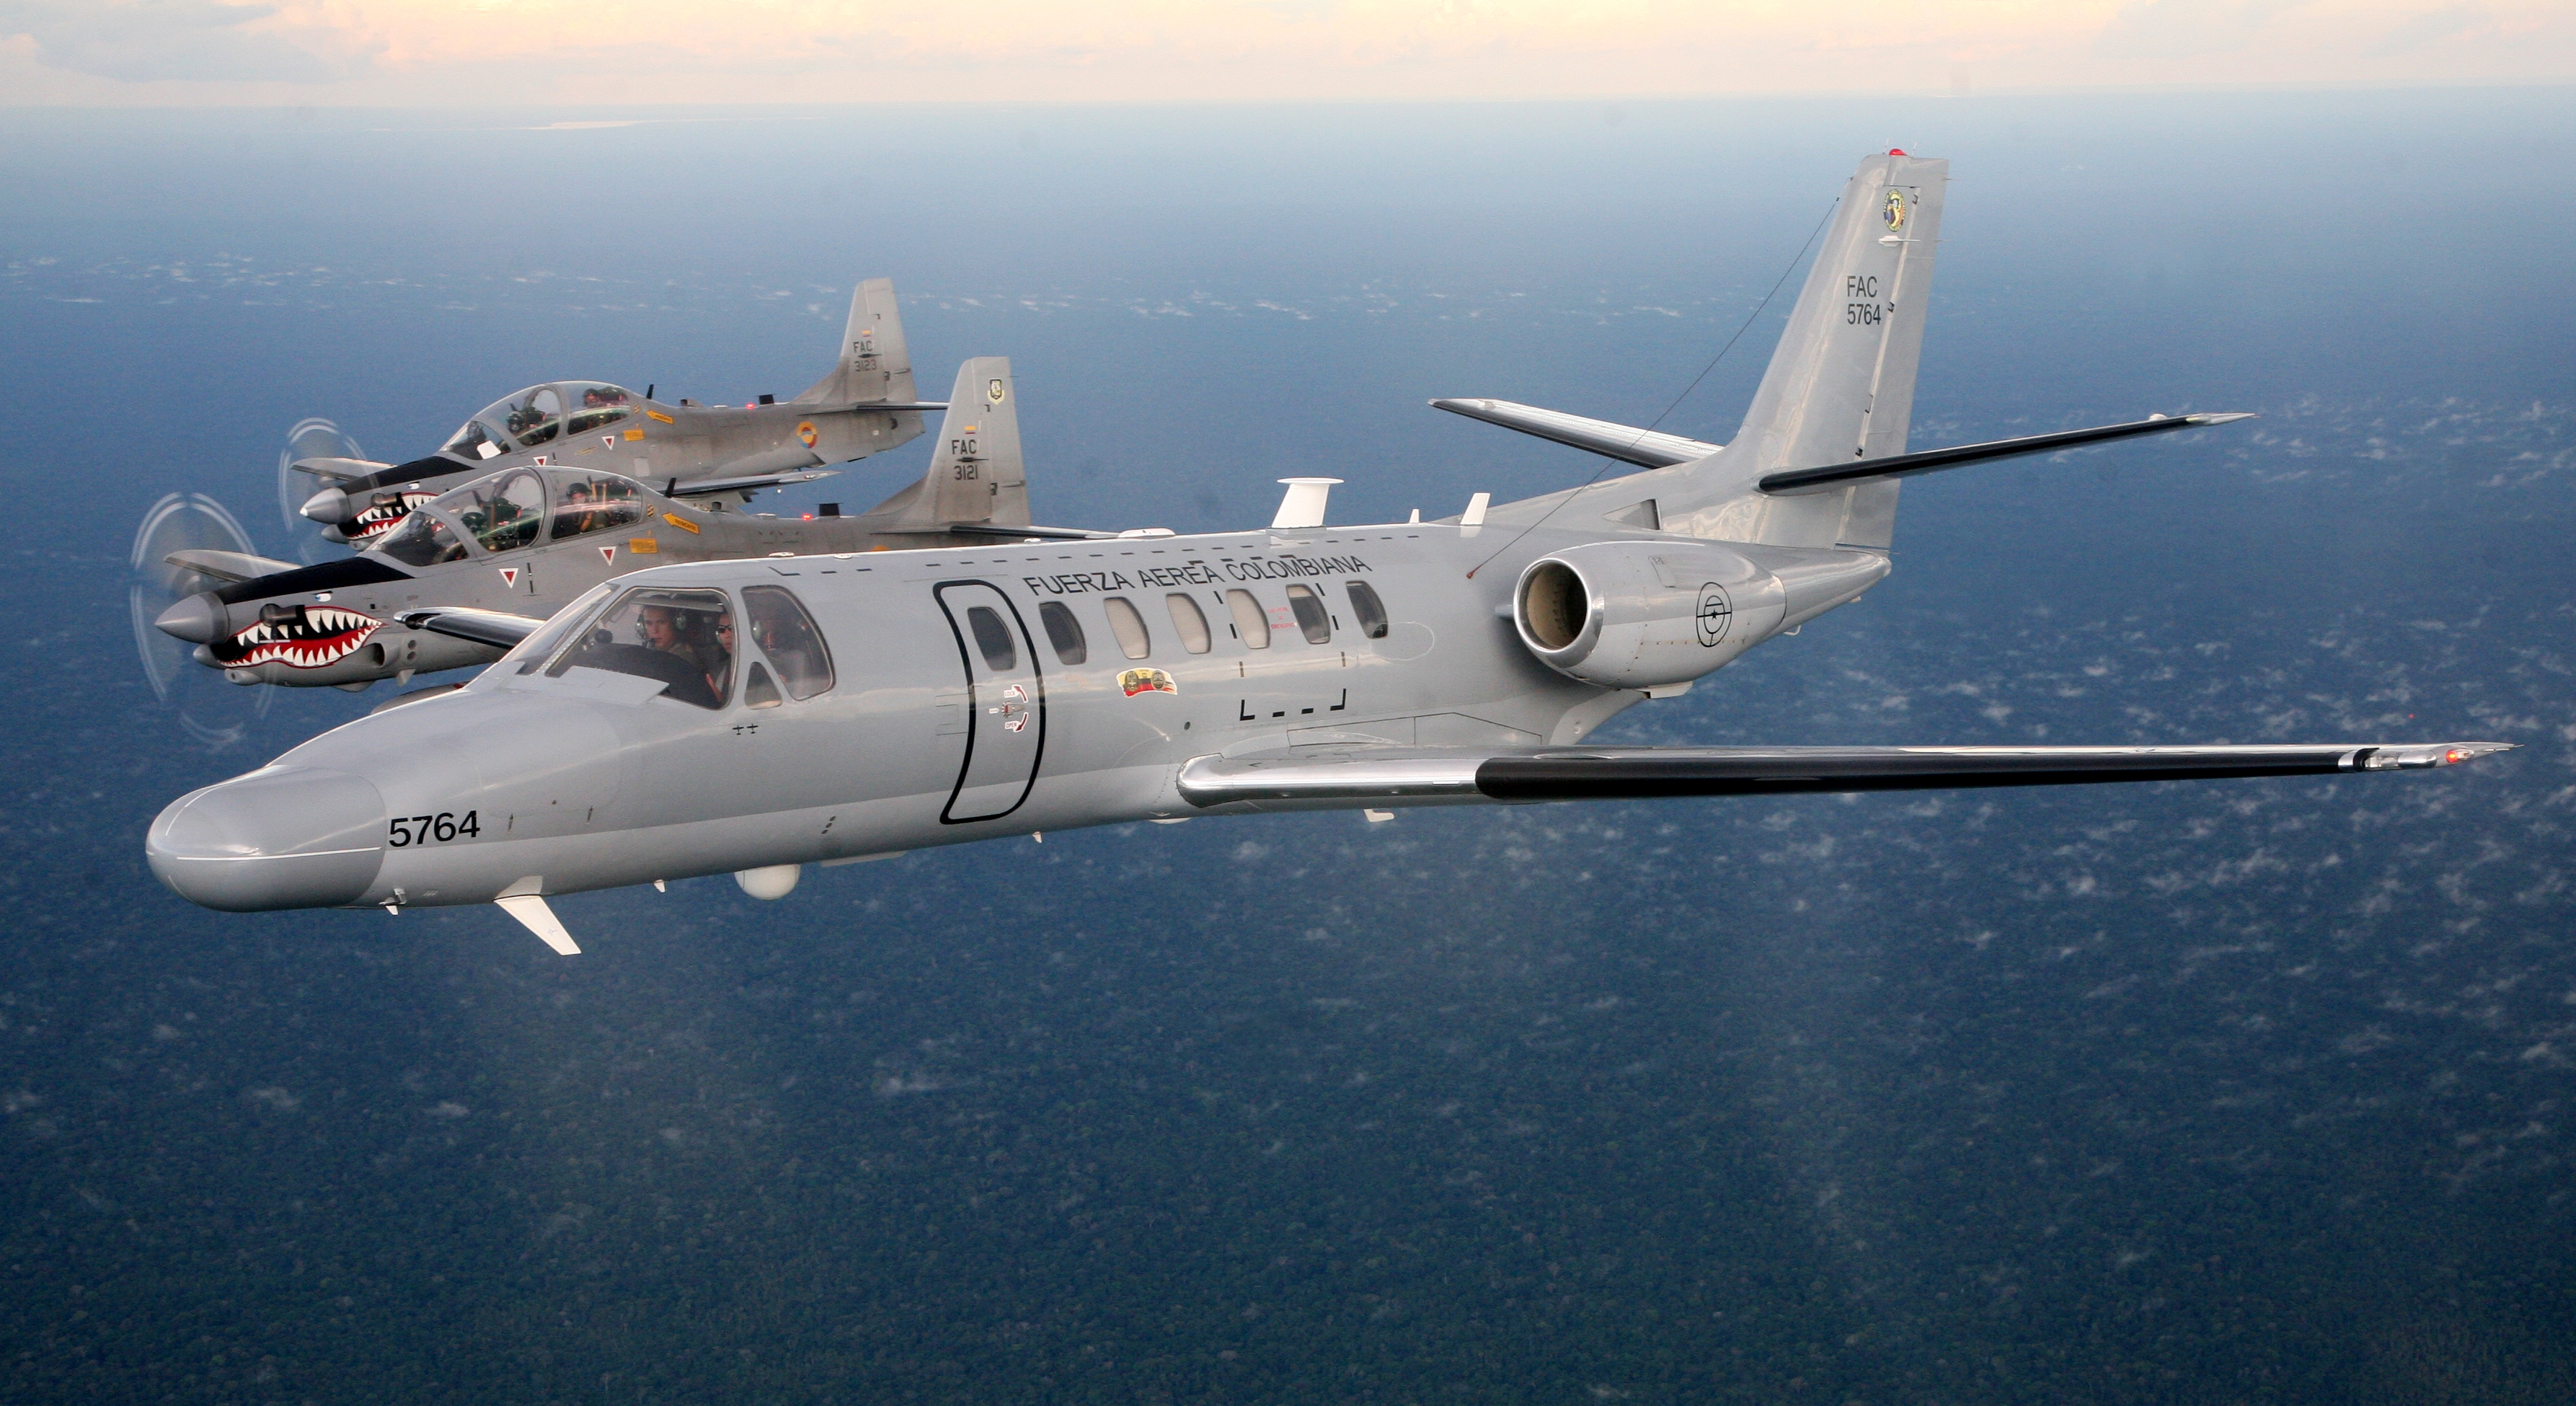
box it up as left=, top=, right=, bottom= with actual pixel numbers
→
left=933, top=580, right=1048, bottom=824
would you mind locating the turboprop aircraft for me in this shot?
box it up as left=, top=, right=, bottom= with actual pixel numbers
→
left=146, top=151, right=2510, bottom=951
left=151, top=358, right=1106, bottom=692
left=290, top=278, right=940, bottom=549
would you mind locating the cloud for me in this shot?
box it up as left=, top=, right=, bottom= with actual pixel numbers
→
left=0, top=0, right=349, bottom=82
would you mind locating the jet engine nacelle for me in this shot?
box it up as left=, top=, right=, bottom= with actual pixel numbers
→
left=1512, top=539, right=1889, bottom=690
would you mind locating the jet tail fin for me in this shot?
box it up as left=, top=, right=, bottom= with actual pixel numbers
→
left=1659, top=150, right=1948, bottom=548
left=858, top=358, right=1029, bottom=530
left=795, top=277, right=919, bottom=407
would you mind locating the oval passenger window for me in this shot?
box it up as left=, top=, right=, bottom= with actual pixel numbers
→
left=1283, top=584, right=1332, bottom=644
left=1167, top=594, right=1211, bottom=654
left=1102, top=597, right=1151, bottom=660
left=965, top=605, right=1017, bottom=672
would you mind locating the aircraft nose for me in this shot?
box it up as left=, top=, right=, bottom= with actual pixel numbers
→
left=155, top=591, right=224, bottom=645
left=147, top=766, right=386, bottom=911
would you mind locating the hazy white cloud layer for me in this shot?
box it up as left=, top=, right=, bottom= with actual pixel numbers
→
left=3, top=0, right=2570, bottom=103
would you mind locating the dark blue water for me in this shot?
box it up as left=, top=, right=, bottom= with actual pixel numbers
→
left=4, top=92, right=2572, bottom=1402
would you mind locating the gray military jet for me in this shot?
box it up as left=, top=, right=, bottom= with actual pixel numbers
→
left=152, top=358, right=1100, bottom=692
left=291, top=278, right=940, bottom=549
left=147, top=151, right=2511, bottom=950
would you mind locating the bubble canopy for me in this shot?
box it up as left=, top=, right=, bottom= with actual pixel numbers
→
left=366, top=467, right=650, bottom=567
left=441, top=383, right=637, bottom=461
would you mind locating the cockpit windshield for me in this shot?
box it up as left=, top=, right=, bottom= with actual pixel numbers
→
left=563, top=383, right=636, bottom=437
left=441, top=417, right=511, bottom=461
left=372, top=509, right=472, bottom=567
left=469, top=386, right=562, bottom=449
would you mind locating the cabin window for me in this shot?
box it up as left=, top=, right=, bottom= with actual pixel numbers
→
left=1284, top=583, right=1332, bottom=644
left=375, top=510, right=471, bottom=567
left=542, top=586, right=733, bottom=709
left=1225, top=588, right=1270, bottom=649
left=1037, top=601, right=1087, bottom=665
left=964, top=606, right=1017, bottom=673
left=1167, top=593, right=1212, bottom=654
left=741, top=585, right=835, bottom=699
left=1345, top=580, right=1389, bottom=639
left=1102, top=596, right=1151, bottom=660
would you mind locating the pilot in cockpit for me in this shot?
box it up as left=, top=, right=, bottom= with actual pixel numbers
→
left=558, top=482, right=599, bottom=536
left=640, top=603, right=730, bottom=705
left=709, top=610, right=738, bottom=699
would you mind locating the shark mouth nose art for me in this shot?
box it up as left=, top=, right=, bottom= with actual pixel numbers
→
left=211, top=603, right=384, bottom=668
left=348, top=491, right=435, bottom=544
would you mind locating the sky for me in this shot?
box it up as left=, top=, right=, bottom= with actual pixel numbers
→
left=2, top=0, right=2572, bottom=105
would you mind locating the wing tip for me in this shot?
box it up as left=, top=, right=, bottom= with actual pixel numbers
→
left=2366, top=741, right=2516, bottom=770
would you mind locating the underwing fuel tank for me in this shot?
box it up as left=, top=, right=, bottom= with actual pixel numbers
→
left=1512, top=540, right=1888, bottom=690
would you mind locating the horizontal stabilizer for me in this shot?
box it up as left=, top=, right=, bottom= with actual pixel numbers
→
left=1758, top=412, right=2254, bottom=495
left=1431, top=398, right=1720, bottom=469
left=394, top=606, right=542, bottom=650
left=1178, top=741, right=2511, bottom=808
left=667, top=469, right=841, bottom=498
left=163, top=549, right=301, bottom=584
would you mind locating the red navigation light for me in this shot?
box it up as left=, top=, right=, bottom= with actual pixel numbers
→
left=1888, top=148, right=1907, bottom=156
left=802, top=513, right=814, bottom=521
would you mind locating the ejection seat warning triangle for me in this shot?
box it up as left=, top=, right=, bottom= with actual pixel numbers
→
left=599, top=546, right=616, bottom=564
left=498, top=567, right=520, bottom=588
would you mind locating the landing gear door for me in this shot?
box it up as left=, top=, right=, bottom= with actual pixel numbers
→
left=934, top=582, right=1045, bottom=823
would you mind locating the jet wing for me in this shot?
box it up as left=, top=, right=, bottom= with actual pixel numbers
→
left=394, top=606, right=543, bottom=650
left=1177, top=741, right=2510, bottom=808
left=1430, top=398, right=1722, bottom=469
left=163, top=549, right=303, bottom=584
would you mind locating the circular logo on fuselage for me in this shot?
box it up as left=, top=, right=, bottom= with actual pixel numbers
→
left=1696, top=583, right=1732, bottom=646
